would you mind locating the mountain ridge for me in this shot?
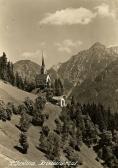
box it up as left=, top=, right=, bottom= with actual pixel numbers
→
left=71, top=58, right=118, bottom=112
left=56, top=42, right=118, bottom=91
left=14, top=60, right=41, bottom=83
left=13, top=42, right=118, bottom=100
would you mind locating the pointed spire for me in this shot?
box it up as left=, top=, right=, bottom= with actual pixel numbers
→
left=42, top=50, right=45, bottom=66
left=41, top=50, right=46, bottom=74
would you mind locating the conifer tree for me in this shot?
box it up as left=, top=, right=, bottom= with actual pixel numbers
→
left=54, top=78, right=64, bottom=96
left=19, top=132, right=29, bottom=154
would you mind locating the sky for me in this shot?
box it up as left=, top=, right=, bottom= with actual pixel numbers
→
left=0, top=0, right=118, bottom=68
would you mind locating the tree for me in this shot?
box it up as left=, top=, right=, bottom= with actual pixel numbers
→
left=24, top=97, right=34, bottom=115
left=39, top=132, right=60, bottom=160
left=76, top=127, right=82, bottom=146
left=99, top=131, right=113, bottom=147
left=15, top=72, right=24, bottom=89
left=42, top=125, right=50, bottom=137
left=32, top=96, right=46, bottom=126
left=58, top=78, right=64, bottom=95
left=47, top=132, right=60, bottom=160
left=55, top=119, right=62, bottom=135
left=19, top=132, right=29, bottom=154
left=71, top=96, right=76, bottom=106
left=0, top=100, right=7, bottom=121
left=6, top=102, right=13, bottom=120
left=83, top=115, right=97, bottom=146
left=35, top=96, right=46, bottom=111
left=63, top=146, right=82, bottom=167
left=46, top=88, right=53, bottom=102
left=76, top=108, right=85, bottom=131
left=54, top=78, right=64, bottom=96
left=6, top=62, right=15, bottom=84
left=32, top=112, right=44, bottom=126
left=0, top=52, right=7, bottom=80
left=19, top=112, right=32, bottom=132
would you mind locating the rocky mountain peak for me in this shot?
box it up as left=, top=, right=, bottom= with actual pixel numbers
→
left=90, top=42, right=106, bottom=50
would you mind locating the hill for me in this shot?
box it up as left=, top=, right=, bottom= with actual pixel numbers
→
left=0, top=103, right=61, bottom=168
left=0, top=80, right=36, bottom=104
left=14, top=60, right=41, bottom=83
left=0, top=103, right=102, bottom=168
left=0, top=80, right=103, bottom=168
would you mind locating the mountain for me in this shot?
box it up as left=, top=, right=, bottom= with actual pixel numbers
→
left=71, top=58, right=118, bottom=112
left=108, top=46, right=118, bottom=55
left=14, top=60, right=41, bottom=83
left=48, top=67, right=58, bottom=82
left=57, top=42, right=118, bottom=89
left=52, top=62, right=62, bottom=72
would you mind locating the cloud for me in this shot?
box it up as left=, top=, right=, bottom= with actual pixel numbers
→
left=39, top=8, right=96, bottom=25
left=55, top=39, right=82, bottom=53
left=95, top=3, right=116, bottom=18
left=39, top=4, right=117, bottom=26
left=22, top=50, right=41, bottom=58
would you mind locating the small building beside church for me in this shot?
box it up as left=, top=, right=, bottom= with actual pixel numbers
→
left=35, top=54, right=51, bottom=89
left=52, top=96, right=66, bottom=107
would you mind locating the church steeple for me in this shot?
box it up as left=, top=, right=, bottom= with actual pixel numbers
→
left=41, top=51, right=46, bottom=74
left=42, top=51, right=45, bottom=67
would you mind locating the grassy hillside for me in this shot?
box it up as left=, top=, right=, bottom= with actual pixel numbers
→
left=0, top=104, right=102, bottom=168
left=0, top=102, right=61, bottom=168
left=0, top=80, right=103, bottom=168
left=0, top=80, right=36, bottom=104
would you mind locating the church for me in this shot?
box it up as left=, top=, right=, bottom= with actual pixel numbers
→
left=35, top=54, right=51, bottom=89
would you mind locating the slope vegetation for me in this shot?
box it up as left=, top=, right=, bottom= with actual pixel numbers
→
left=0, top=102, right=61, bottom=168
left=0, top=80, right=102, bottom=168
left=0, top=103, right=102, bottom=168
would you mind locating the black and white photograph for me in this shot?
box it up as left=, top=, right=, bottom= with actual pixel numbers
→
left=0, top=0, right=118, bottom=168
